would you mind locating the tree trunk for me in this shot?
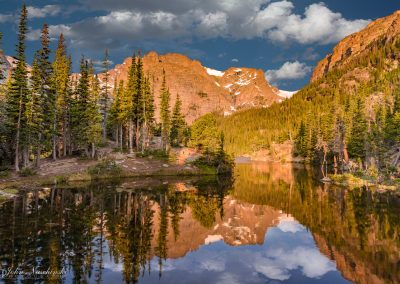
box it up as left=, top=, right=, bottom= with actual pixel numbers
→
left=63, top=120, right=67, bottom=157
left=343, top=144, right=349, bottom=163
left=102, top=113, right=107, bottom=143
left=135, top=120, right=140, bottom=151
left=119, top=124, right=123, bottom=151
left=142, top=123, right=147, bottom=153
left=15, top=95, right=23, bottom=172
left=36, top=133, right=41, bottom=168
left=129, top=120, right=133, bottom=153
left=84, top=147, right=90, bottom=158
left=52, top=117, right=57, bottom=160
left=333, top=155, right=337, bottom=175
left=115, top=126, right=119, bottom=148
left=22, top=147, right=28, bottom=168
left=91, top=143, right=95, bottom=159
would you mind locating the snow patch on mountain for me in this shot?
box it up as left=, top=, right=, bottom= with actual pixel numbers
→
left=205, top=235, right=223, bottom=245
left=224, top=83, right=233, bottom=89
left=205, top=67, right=224, bottom=77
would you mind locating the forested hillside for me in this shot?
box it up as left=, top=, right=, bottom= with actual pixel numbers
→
left=216, top=17, right=400, bottom=174
left=0, top=5, right=190, bottom=171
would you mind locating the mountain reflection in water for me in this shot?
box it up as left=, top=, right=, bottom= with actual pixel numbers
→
left=0, top=163, right=399, bottom=284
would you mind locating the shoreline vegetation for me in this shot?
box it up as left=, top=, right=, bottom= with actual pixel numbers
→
left=0, top=145, right=234, bottom=201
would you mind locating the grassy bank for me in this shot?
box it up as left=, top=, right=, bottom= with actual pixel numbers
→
left=0, top=155, right=223, bottom=199
left=329, top=173, right=400, bottom=192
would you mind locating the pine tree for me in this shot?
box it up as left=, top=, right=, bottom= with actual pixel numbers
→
left=100, top=49, right=110, bottom=142
left=29, top=52, right=44, bottom=166
left=123, top=54, right=136, bottom=152
left=109, top=79, right=122, bottom=149
left=0, top=32, right=5, bottom=82
left=170, top=94, right=185, bottom=147
left=53, top=33, right=71, bottom=157
left=71, top=57, right=91, bottom=154
left=38, top=24, right=57, bottom=161
left=295, top=120, right=307, bottom=157
left=6, top=4, right=29, bottom=171
left=133, top=54, right=145, bottom=150
left=142, top=76, right=155, bottom=150
left=159, top=70, right=171, bottom=151
left=114, top=80, right=126, bottom=151
left=87, top=66, right=102, bottom=158
left=0, top=32, right=8, bottom=165
left=348, top=98, right=367, bottom=161
left=385, top=88, right=400, bottom=146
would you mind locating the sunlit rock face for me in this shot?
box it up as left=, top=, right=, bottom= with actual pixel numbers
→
left=99, top=51, right=281, bottom=123
left=311, top=10, right=400, bottom=82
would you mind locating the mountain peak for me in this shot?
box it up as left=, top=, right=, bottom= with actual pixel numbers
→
left=103, top=52, right=281, bottom=123
left=311, top=10, right=400, bottom=82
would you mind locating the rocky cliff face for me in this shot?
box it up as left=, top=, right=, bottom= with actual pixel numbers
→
left=311, top=10, right=400, bottom=82
left=0, top=52, right=15, bottom=81
left=103, top=52, right=281, bottom=123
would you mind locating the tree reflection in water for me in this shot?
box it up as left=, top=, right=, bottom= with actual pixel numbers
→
left=0, top=177, right=232, bottom=283
left=0, top=164, right=399, bottom=284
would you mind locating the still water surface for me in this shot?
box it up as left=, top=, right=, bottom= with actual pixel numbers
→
left=0, top=162, right=399, bottom=283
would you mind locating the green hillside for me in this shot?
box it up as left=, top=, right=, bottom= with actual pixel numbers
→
left=214, top=36, right=400, bottom=172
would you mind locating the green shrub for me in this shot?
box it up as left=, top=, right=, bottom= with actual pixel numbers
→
left=19, top=167, right=37, bottom=177
left=136, top=149, right=169, bottom=160
left=68, top=171, right=91, bottom=182
left=0, top=170, right=10, bottom=178
left=193, top=151, right=234, bottom=175
left=88, top=158, right=122, bottom=177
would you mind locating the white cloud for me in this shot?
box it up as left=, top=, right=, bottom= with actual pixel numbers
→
left=27, top=25, right=72, bottom=41
left=0, top=14, right=13, bottom=23
left=266, top=3, right=370, bottom=44
left=265, top=61, right=311, bottom=83
left=197, top=12, right=228, bottom=38
left=231, top=58, right=239, bottom=63
left=254, top=247, right=336, bottom=280
left=199, top=258, right=226, bottom=272
left=27, top=5, right=61, bottom=19
left=216, top=273, right=241, bottom=284
left=36, top=1, right=369, bottom=49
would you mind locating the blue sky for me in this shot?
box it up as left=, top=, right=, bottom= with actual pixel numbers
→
left=0, top=0, right=398, bottom=90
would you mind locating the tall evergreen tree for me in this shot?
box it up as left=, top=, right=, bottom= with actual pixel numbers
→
left=71, top=57, right=90, bottom=154
left=0, top=32, right=8, bottom=165
left=38, top=24, right=57, bottom=161
left=6, top=4, right=29, bottom=171
left=295, top=120, right=307, bottom=157
left=110, top=80, right=125, bottom=150
left=53, top=33, right=71, bottom=157
left=87, top=66, right=102, bottom=158
left=142, top=76, right=155, bottom=150
left=123, top=54, right=136, bottom=152
left=159, top=70, right=171, bottom=151
left=170, top=94, right=185, bottom=147
left=29, top=52, right=44, bottom=166
left=133, top=54, right=144, bottom=150
left=100, top=49, right=110, bottom=143
left=0, top=32, right=4, bottom=82
left=348, top=98, right=368, bottom=161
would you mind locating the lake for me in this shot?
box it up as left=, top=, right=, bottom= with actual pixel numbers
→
left=0, top=162, right=399, bottom=283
